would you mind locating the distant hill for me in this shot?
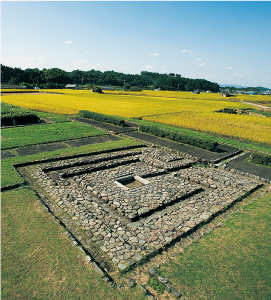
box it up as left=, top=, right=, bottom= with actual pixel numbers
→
left=219, top=84, right=247, bottom=88
left=219, top=84, right=270, bottom=91
left=256, top=86, right=271, bottom=92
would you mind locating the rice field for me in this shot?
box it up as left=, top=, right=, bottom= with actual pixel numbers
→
left=2, top=89, right=271, bottom=145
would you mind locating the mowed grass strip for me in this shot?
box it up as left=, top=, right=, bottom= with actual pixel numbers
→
left=1, top=122, right=105, bottom=149
left=1, top=188, right=147, bottom=300
left=1, top=139, right=142, bottom=188
left=159, top=193, right=271, bottom=300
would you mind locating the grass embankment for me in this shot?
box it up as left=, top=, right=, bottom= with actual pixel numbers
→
left=35, top=111, right=71, bottom=123
left=1, top=187, right=147, bottom=300
left=129, top=119, right=271, bottom=154
left=1, top=122, right=105, bottom=149
left=158, top=192, right=271, bottom=300
left=1, top=139, right=142, bottom=188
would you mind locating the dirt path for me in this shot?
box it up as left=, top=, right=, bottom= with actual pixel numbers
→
left=241, top=101, right=271, bottom=110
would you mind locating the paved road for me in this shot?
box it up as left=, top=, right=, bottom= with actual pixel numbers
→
left=2, top=135, right=121, bottom=158
left=71, top=117, right=138, bottom=133
left=124, top=131, right=239, bottom=162
left=227, top=153, right=271, bottom=181
left=1, top=150, right=17, bottom=159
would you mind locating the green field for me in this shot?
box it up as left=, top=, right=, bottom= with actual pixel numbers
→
left=159, top=192, right=271, bottom=300
left=1, top=122, right=105, bottom=149
left=1, top=188, right=147, bottom=300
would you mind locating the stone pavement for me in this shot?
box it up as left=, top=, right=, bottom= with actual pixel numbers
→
left=23, top=148, right=262, bottom=272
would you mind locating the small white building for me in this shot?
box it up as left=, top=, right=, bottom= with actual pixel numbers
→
left=65, top=84, right=79, bottom=89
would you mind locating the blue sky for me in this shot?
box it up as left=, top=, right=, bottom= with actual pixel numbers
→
left=1, top=1, right=271, bottom=87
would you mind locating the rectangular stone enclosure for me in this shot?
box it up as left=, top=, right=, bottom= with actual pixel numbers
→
left=22, top=147, right=260, bottom=272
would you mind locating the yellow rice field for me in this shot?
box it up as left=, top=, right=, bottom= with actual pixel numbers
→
left=2, top=89, right=271, bottom=145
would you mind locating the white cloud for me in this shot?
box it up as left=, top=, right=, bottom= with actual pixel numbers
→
left=150, top=53, right=159, bottom=57
left=85, top=51, right=89, bottom=54
left=145, top=65, right=153, bottom=70
left=196, top=58, right=202, bottom=61
left=6, top=56, right=51, bottom=69
left=123, top=64, right=132, bottom=71
left=29, top=56, right=46, bottom=62
left=73, top=60, right=87, bottom=66
left=232, top=73, right=244, bottom=78
left=182, top=50, right=191, bottom=53
left=226, top=67, right=232, bottom=69
left=198, top=63, right=206, bottom=67
left=65, top=41, right=73, bottom=44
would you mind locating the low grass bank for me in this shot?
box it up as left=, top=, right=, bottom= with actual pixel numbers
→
left=1, top=139, right=142, bottom=188
left=1, top=122, right=105, bottom=149
left=159, top=192, right=271, bottom=300
left=1, top=187, right=147, bottom=300
left=35, top=111, right=71, bottom=123
left=129, top=118, right=271, bottom=154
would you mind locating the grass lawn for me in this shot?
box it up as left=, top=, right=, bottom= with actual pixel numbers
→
left=158, top=192, right=271, bottom=300
left=1, top=122, right=105, bottom=149
left=1, top=187, right=147, bottom=300
left=1, top=138, right=142, bottom=188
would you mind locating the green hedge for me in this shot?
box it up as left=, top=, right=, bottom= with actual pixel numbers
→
left=79, top=110, right=125, bottom=127
left=139, top=124, right=218, bottom=151
left=250, top=152, right=271, bottom=167
left=1, top=102, right=40, bottom=126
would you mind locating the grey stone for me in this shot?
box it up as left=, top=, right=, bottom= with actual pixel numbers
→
left=91, top=262, right=105, bottom=276
left=149, top=267, right=158, bottom=277
left=133, top=253, right=143, bottom=261
left=118, top=263, right=127, bottom=271
left=138, top=207, right=149, bottom=216
left=157, top=275, right=168, bottom=284
left=127, top=278, right=136, bottom=288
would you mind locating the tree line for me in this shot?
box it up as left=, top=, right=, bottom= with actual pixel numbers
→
left=1, top=64, right=221, bottom=92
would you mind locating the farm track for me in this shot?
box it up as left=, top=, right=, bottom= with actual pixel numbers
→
left=241, top=101, right=271, bottom=110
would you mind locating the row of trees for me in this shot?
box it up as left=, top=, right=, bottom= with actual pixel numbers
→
left=1, top=64, right=221, bottom=92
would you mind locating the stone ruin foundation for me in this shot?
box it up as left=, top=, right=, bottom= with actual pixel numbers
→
left=21, top=147, right=261, bottom=275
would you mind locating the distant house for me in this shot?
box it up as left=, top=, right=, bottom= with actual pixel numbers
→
left=193, top=90, right=200, bottom=94
left=34, top=87, right=40, bottom=90
left=154, top=88, right=161, bottom=91
left=222, top=92, right=236, bottom=97
left=101, top=86, right=115, bottom=91
left=65, top=84, right=79, bottom=89
left=248, top=91, right=257, bottom=95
